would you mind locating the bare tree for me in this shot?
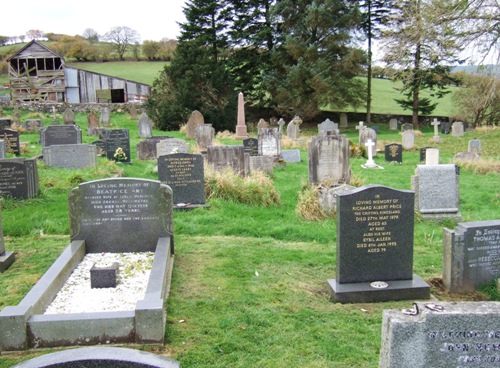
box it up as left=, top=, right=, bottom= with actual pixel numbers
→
left=103, top=26, right=140, bottom=60
left=25, top=30, right=44, bottom=40
left=82, top=28, right=100, bottom=44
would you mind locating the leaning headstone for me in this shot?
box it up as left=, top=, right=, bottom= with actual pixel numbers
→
left=243, top=138, right=259, bottom=156
left=63, top=108, right=75, bottom=125
left=318, top=118, right=338, bottom=134
left=0, top=129, right=20, bottom=155
left=0, top=158, right=39, bottom=199
left=23, top=119, right=43, bottom=132
left=411, top=164, right=461, bottom=220
left=389, top=118, right=398, bottom=131
left=286, top=115, right=302, bottom=140
left=0, top=118, right=12, bottom=130
left=99, top=107, right=111, bottom=126
left=359, top=127, right=377, bottom=153
left=248, top=155, right=274, bottom=174
left=194, top=124, right=214, bottom=152
left=157, top=138, right=190, bottom=158
left=468, top=139, right=481, bottom=153
left=87, top=110, right=100, bottom=136
left=102, top=129, right=131, bottom=163
left=0, top=140, right=5, bottom=159
left=185, top=110, right=204, bottom=139
left=207, top=146, right=248, bottom=176
left=308, top=133, right=351, bottom=185
left=138, top=112, right=153, bottom=138
left=401, top=122, right=413, bottom=132
left=425, top=148, right=440, bottom=165
left=443, top=220, right=500, bottom=293
left=235, top=92, right=248, bottom=139
left=339, top=113, right=348, bottom=128
left=401, top=130, right=415, bottom=150
left=384, top=143, right=402, bottom=164
left=258, top=128, right=281, bottom=157
left=281, top=149, right=301, bottom=163
left=158, top=153, right=207, bottom=208
left=43, top=144, right=97, bottom=169
left=0, top=199, right=15, bottom=272
left=452, top=121, right=464, bottom=136
left=40, top=125, right=82, bottom=147
left=441, top=121, right=451, bottom=134
left=256, top=118, right=269, bottom=131
left=327, top=185, right=430, bottom=303
left=380, top=301, right=500, bottom=368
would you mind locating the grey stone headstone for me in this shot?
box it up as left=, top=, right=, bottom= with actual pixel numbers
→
left=256, top=118, right=269, bottom=130
left=281, top=149, right=301, bottom=163
left=384, top=143, right=402, bottom=164
left=129, top=105, right=138, bottom=120
left=23, top=119, right=43, bottom=132
left=318, top=118, right=338, bottom=134
left=452, top=121, right=464, bottom=136
left=380, top=301, right=500, bottom=368
left=468, top=139, right=481, bottom=153
left=138, top=112, right=153, bottom=138
left=136, top=137, right=171, bottom=160
left=194, top=124, right=214, bottom=152
left=207, top=146, right=248, bottom=176
left=401, top=130, right=415, bottom=150
left=158, top=153, right=205, bottom=207
left=286, top=115, right=302, bottom=140
left=454, top=151, right=480, bottom=161
left=185, top=110, right=204, bottom=139
left=277, top=118, right=286, bottom=133
left=359, top=127, right=377, bottom=152
left=339, top=113, right=348, bottom=128
left=69, top=178, right=173, bottom=253
left=401, top=123, right=413, bottom=132
left=0, top=158, right=39, bottom=199
left=389, top=118, right=398, bottom=131
left=248, top=155, right=274, bottom=175
left=425, top=148, right=440, bottom=165
left=0, top=129, right=21, bottom=155
left=0, top=140, right=5, bottom=159
left=258, top=128, right=281, bottom=157
left=443, top=220, right=500, bottom=293
left=156, top=138, right=190, bottom=158
left=411, top=164, right=461, bottom=220
left=92, top=139, right=106, bottom=156
left=0, top=199, right=15, bottom=272
left=43, top=144, right=97, bottom=169
left=40, top=125, right=82, bottom=147
left=103, top=129, right=131, bottom=163
left=317, top=183, right=355, bottom=216
left=63, top=108, right=75, bottom=125
left=100, top=107, right=111, bottom=125
left=308, top=134, right=351, bottom=185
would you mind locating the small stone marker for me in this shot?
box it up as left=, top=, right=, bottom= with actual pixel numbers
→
left=452, top=121, right=464, bottom=136
left=431, top=118, right=442, bottom=143
left=99, top=107, right=111, bottom=125
left=327, top=185, right=430, bottom=303
left=102, top=129, right=131, bottom=163
left=194, top=124, right=214, bottom=152
left=454, top=151, right=480, bottom=161
left=258, top=128, right=281, bottom=157
left=339, top=113, right=348, bottom=128
left=401, top=130, right=415, bottom=150
left=425, top=148, right=440, bottom=165
left=248, top=156, right=274, bottom=174
left=308, top=133, right=351, bottom=185
left=379, top=301, right=500, bottom=368
left=90, top=262, right=119, bottom=288
left=419, top=146, right=434, bottom=162
left=129, top=105, right=138, bottom=120
left=0, top=158, right=39, bottom=199
left=51, top=106, right=59, bottom=124
left=317, top=183, right=355, bottom=216
left=185, top=110, right=204, bottom=139
left=0, top=129, right=20, bottom=155
left=207, top=146, right=248, bottom=176
left=443, top=220, right=500, bottom=293
left=389, top=118, right=398, bottom=131
left=355, top=121, right=364, bottom=141
left=235, top=92, right=248, bottom=139
left=138, top=112, right=153, bottom=138
left=243, top=138, right=259, bottom=156
left=468, top=139, right=481, bottom=153
left=384, top=143, right=402, bottom=164
left=40, top=125, right=82, bottom=147
left=63, top=108, right=75, bottom=125
left=0, top=199, right=15, bottom=272
left=361, top=139, right=383, bottom=169
left=12, top=107, right=21, bottom=125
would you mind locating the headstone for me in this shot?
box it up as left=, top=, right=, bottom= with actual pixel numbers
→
left=443, top=220, right=500, bottom=293
left=235, top=92, right=248, bottom=139
left=425, top=148, right=440, bottom=165
left=206, top=146, right=249, bottom=176
left=317, top=183, right=355, bottom=216
left=92, top=139, right=106, bottom=156
left=318, top=118, right=338, bottom=134
left=0, top=158, right=39, bottom=199
left=380, top=301, right=500, bottom=368
left=370, top=125, right=379, bottom=134
left=256, top=118, right=269, bottom=131
left=0, top=199, right=15, bottom=272
left=281, top=149, right=301, bottom=163
left=0, top=140, right=5, bottom=159
left=136, top=137, right=171, bottom=160
left=102, top=129, right=131, bottom=163
left=277, top=118, right=286, bottom=134
left=286, top=115, right=302, bottom=140
left=468, top=139, right=481, bottom=153
left=452, top=121, right=464, bottom=136
left=129, top=105, right=138, bottom=120
left=243, top=138, right=259, bottom=156
left=0, top=129, right=20, bottom=156
left=359, top=127, right=377, bottom=153
left=185, top=110, right=204, bottom=139
left=441, top=121, right=451, bottom=134
left=43, top=144, right=97, bottom=169
left=87, top=110, right=100, bottom=136
left=258, top=128, right=281, bottom=157
left=12, top=106, right=21, bottom=126
left=63, top=108, right=75, bottom=125
left=156, top=138, right=190, bottom=158
left=0, top=119, right=12, bottom=130
left=40, top=125, right=82, bottom=147
left=384, top=143, right=403, bottom=164
left=194, top=124, right=214, bottom=152
left=401, top=122, right=413, bottom=132
left=308, top=134, right=351, bottom=185
left=138, top=112, right=153, bottom=138
left=158, top=153, right=206, bottom=208
left=22, top=119, right=43, bottom=132
left=419, top=146, right=434, bottom=162
left=69, top=178, right=173, bottom=253
left=411, top=164, right=461, bottom=220
left=454, top=151, right=480, bottom=161
left=99, top=107, right=111, bottom=126
left=339, top=113, right=348, bottom=128
left=51, top=106, right=59, bottom=124
left=431, top=118, right=442, bottom=143
left=248, top=156, right=274, bottom=174
left=389, top=118, right=398, bottom=131
left=327, top=185, right=430, bottom=303
left=401, top=130, right=415, bottom=150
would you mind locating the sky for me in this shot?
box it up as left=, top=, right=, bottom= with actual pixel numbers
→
left=1, top=0, right=186, bottom=41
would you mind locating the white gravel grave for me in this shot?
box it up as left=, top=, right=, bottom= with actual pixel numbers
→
left=44, top=252, right=154, bottom=314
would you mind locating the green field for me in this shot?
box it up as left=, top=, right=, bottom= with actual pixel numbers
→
left=0, top=107, right=498, bottom=367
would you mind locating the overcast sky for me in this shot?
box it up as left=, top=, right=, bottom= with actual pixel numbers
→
left=1, top=0, right=186, bottom=41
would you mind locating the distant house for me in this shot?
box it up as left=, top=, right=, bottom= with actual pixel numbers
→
left=7, top=40, right=150, bottom=103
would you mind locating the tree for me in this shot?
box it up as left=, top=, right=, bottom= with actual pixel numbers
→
left=157, top=39, right=177, bottom=61
left=103, top=26, right=140, bottom=60
left=26, top=29, right=45, bottom=40
left=0, top=36, right=9, bottom=46
left=142, top=40, right=161, bottom=60
left=82, top=28, right=99, bottom=44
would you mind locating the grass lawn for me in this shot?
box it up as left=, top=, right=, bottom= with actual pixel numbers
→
left=0, top=108, right=498, bottom=367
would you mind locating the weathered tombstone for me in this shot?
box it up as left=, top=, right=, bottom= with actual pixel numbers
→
left=23, top=119, right=43, bottom=132
left=248, top=156, right=274, bottom=174
left=454, top=151, right=480, bottom=161
left=443, top=220, right=500, bottom=293
left=425, top=148, right=440, bottom=165
left=40, top=125, right=82, bottom=147
left=339, top=112, right=348, bottom=128
left=158, top=153, right=206, bottom=208
left=431, top=118, right=442, bottom=143
left=51, top=106, right=59, bottom=124
left=401, top=122, right=413, bottom=132
left=258, top=128, right=281, bottom=157
left=136, top=137, right=171, bottom=160
left=384, top=143, right=403, bottom=164
left=102, top=129, right=131, bottom=163
left=401, top=130, right=415, bottom=150
left=389, top=118, right=398, bottom=131
left=441, top=121, right=451, bottom=134
left=185, top=110, right=204, bottom=139
left=12, top=106, right=21, bottom=125
left=318, top=118, right=338, bottom=134
left=0, top=199, right=15, bottom=272
left=0, top=140, right=5, bottom=159
left=359, top=127, right=377, bottom=153
left=308, top=134, right=351, bottom=185
left=411, top=164, right=461, bottom=220
left=235, top=92, right=248, bottom=139
left=243, top=138, right=259, bottom=156
left=43, top=144, right=97, bottom=169
left=138, top=112, right=153, bottom=138
left=468, top=139, right=481, bottom=153
left=99, top=107, right=111, bottom=126
left=63, top=108, right=75, bottom=125
left=87, top=110, right=100, bottom=136
left=380, top=301, right=500, bottom=368
left=452, top=121, right=464, bottom=136
left=286, top=115, right=302, bottom=140
left=129, top=105, right=138, bottom=120
left=207, top=145, right=248, bottom=176
left=0, top=158, right=39, bottom=199
left=194, top=124, right=214, bottom=152
left=0, top=118, right=12, bottom=130
left=277, top=118, right=286, bottom=134
left=0, top=129, right=21, bottom=155
left=327, top=185, right=430, bottom=303
left=256, top=118, right=269, bottom=131
left=281, top=149, right=301, bottom=163
left=317, top=183, right=355, bottom=216
left=156, top=138, right=190, bottom=158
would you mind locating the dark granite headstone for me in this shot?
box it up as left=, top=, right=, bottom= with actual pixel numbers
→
left=0, top=199, right=15, bottom=272
left=40, top=125, right=82, bottom=147
left=0, top=119, right=12, bottom=130
left=0, top=158, right=39, bottom=199
left=102, top=129, right=131, bottom=163
left=0, top=129, right=20, bottom=156
left=370, top=125, right=379, bottom=134
left=441, top=121, right=451, bottom=134
left=384, top=143, right=402, bottom=164
left=90, top=262, right=119, bottom=288
left=243, top=138, right=259, bottom=156
left=92, top=139, right=106, bottom=156
left=69, top=178, right=173, bottom=253
left=158, top=153, right=206, bottom=208
left=327, top=185, right=429, bottom=303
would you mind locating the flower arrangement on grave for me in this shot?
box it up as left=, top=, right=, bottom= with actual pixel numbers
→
left=113, top=147, right=127, bottom=162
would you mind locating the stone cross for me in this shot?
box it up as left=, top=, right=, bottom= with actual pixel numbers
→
left=277, top=118, right=285, bottom=134
left=431, top=118, right=442, bottom=143
left=355, top=121, right=364, bottom=132
left=365, top=139, right=376, bottom=166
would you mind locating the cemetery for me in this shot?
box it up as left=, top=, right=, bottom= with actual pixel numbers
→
left=0, top=107, right=497, bottom=367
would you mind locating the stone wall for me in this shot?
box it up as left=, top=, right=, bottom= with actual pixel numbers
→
left=0, top=101, right=145, bottom=114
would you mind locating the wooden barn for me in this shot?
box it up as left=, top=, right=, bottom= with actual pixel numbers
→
left=7, top=40, right=150, bottom=103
